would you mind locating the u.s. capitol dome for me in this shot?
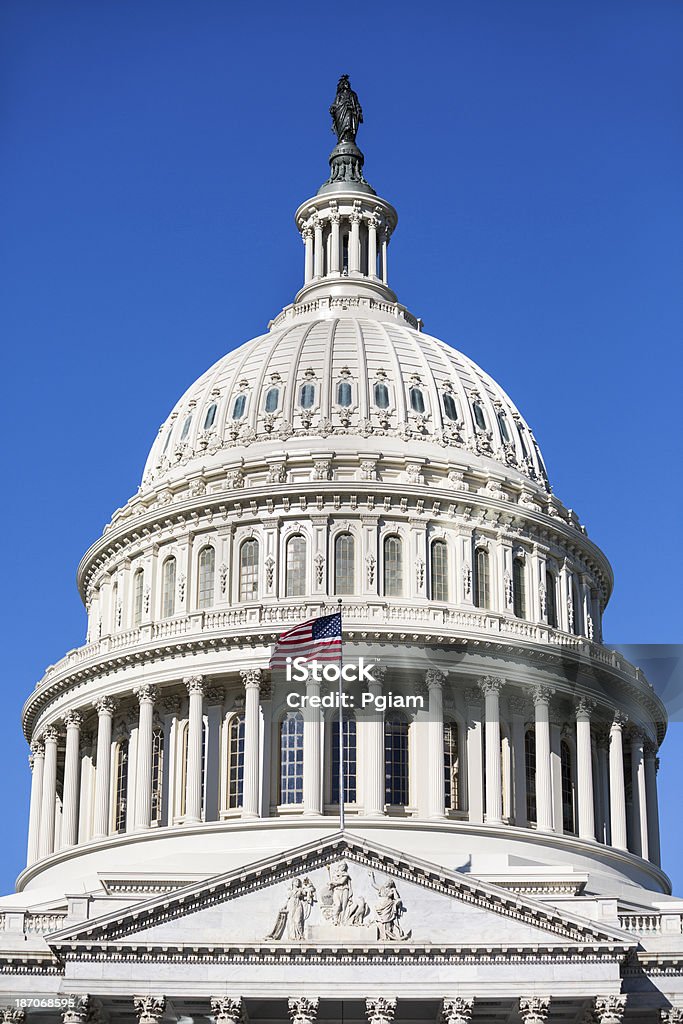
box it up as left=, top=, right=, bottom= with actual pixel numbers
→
left=3, top=79, right=681, bottom=1023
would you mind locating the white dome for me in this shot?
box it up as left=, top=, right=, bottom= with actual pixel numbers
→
left=142, top=311, right=549, bottom=493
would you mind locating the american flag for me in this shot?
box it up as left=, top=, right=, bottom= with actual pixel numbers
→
left=270, top=612, right=342, bottom=670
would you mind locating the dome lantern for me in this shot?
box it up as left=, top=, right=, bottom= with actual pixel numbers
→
left=291, top=76, right=402, bottom=312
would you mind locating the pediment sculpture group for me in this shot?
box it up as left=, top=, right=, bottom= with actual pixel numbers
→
left=267, top=860, right=411, bottom=942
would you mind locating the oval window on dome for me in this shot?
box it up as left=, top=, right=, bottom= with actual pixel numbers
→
left=232, top=395, right=246, bottom=420
left=300, top=383, right=315, bottom=409
left=203, top=403, right=217, bottom=430
left=180, top=414, right=192, bottom=440
left=264, top=387, right=279, bottom=413
left=337, top=381, right=352, bottom=407
left=472, top=402, right=487, bottom=430
left=443, top=393, right=459, bottom=422
left=409, top=387, right=425, bottom=414
left=374, top=382, right=390, bottom=409
left=497, top=411, right=510, bottom=442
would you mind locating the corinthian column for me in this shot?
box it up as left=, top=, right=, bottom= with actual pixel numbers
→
left=629, top=728, right=648, bottom=858
left=303, top=670, right=322, bottom=816
left=302, top=226, right=313, bottom=283
left=184, top=676, right=205, bottom=824
left=61, top=711, right=82, bottom=848
left=532, top=686, right=555, bottom=833
left=26, top=740, right=45, bottom=865
left=313, top=217, right=324, bottom=278
left=210, top=999, right=243, bottom=1024
left=367, top=215, right=379, bottom=277
left=240, top=668, right=262, bottom=819
left=609, top=711, right=628, bottom=851
left=363, top=666, right=386, bottom=816
left=480, top=675, right=503, bottom=825
left=644, top=740, right=661, bottom=866
left=427, top=669, right=446, bottom=818
left=38, top=726, right=60, bottom=858
left=519, top=998, right=550, bottom=1024
left=349, top=208, right=361, bottom=273
left=92, top=696, right=117, bottom=839
left=594, top=995, right=626, bottom=1023
left=133, top=997, right=165, bottom=1024
left=575, top=697, right=596, bottom=841
left=441, top=998, right=474, bottom=1024
left=133, top=684, right=156, bottom=830
left=289, top=999, right=319, bottom=1024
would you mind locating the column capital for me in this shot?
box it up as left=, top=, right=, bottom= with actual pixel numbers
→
left=530, top=685, right=555, bottom=707
left=93, top=696, right=118, bottom=716
left=441, top=997, right=473, bottom=1024
left=62, top=996, right=89, bottom=1024
left=63, top=710, right=83, bottom=730
left=519, top=997, right=550, bottom=1024
left=240, top=668, right=263, bottom=690
left=184, top=675, right=205, bottom=696
left=661, top=1010, right=683, bottom=1024
left=594, top=995, right=626, bottom=1023
left=288, top=998, right=319, bottom=1024
left=30, top=737, right=45, bottom=757
left=210, top=998, right=243, bottom=1024
left=644, top=738, right=659, bottom=757
left=611, top=710, right=629, bottom=730
left=575, top=697, right=596, bottom=719
left=370, top=663, right=387, bottom=687
left=425, top=668, right=447, bottom=690
left=479, top=675, right=504, bottom=695
left=0, top=1010, right=25, bottom=1024
left=365, top=999, right=397, bottom=1024
left=133, top=684, right=157, bottom=705
left=133, top=996, right=166, bottom=1024
left=42, top=724, right=60, bottom=744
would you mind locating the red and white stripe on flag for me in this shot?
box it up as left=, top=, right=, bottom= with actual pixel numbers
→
left=270, top=612, right=342, bottom=670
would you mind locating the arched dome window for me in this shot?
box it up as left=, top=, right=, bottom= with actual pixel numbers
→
left=443, top=393, right=459, bottom=422
left=409, top=386, right=425, bottom=413
left=374, top=382, right=390, bottom=409
left=474, top=547, right=490, bottom=609
left=430, top=539, right=449, bottom=602
left=133, top=568, right=144, bottom=626
left=151, top=727, right=164, bottom=826
left=299, top=383, right=315, bottom=409
left=525, top=728, right=537, bottom=824
left=232, top=395, right=246, bottom=420
left=334, top=533, right=355, bottom=595
left=517, top=424, right=529, bottom=460
left=444, top=721, right=460, bottom=811
left=561, top=740, right=575, bottom=834
left=571, top=575, right=583, bottom=636
left=180, top=414, right=192, bottom=441
left=161, top=557, right=176, bottom=619
left=513, top=557, right=526, bottom=619
left=383, top=535, right=403, bottom=597
left=203, top=404, right=217, bottom=430
left=337, top=380, right=352, bottom=407
left=111, top=580, right=119, bottom=632
left=197, top=547, right=215, bottom=609
left=497, top=410, right=511, bottom=443
left=331, top=716, right=357, bottom=805
left=162, top=429, right=173, bottom=455
left=239, top=539, right=259, bottom=602
left=227, top=713, right=245, bottom=809
left=385, top=718, right=409, bottom=806
left=285, top=535, right=307, bottom=597
left=113, top=737, right=129, bottom=834
left=264, top=387, right=279, bottom=413
left=472, top=401, right=487, bottom=431
left=279, top=711, right=303, bottom=805
left=546, top=570, right=558, bottom=628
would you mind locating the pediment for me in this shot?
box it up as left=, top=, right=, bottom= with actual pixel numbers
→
left=50, top=832, right=632, bottom=958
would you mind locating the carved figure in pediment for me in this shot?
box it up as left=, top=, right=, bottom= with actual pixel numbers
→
left=320, top=859, right=369, bottom=926
left=266, top=875, right=316, bottom=941
left=370, top=872, right=411, bottom=941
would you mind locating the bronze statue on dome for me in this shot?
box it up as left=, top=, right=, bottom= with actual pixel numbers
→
left=330, top=75, right=363, bottom=145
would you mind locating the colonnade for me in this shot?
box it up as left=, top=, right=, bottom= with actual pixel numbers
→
left=25, top=672, right=661, bottom=870
left=300, top=204, right=391, bottom=286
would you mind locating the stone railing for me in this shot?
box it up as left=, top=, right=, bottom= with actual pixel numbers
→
left=35, top=601, right=656, bottom=703
left=268, top=295, right=419, bottom=331
left=0, top=911, right=68, bottom=935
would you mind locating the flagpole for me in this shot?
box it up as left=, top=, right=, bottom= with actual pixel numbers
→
left=337, top=596, right=345, bottom=832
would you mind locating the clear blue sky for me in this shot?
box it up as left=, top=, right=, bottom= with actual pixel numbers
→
left=1, top=1, right=681, bottom=895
